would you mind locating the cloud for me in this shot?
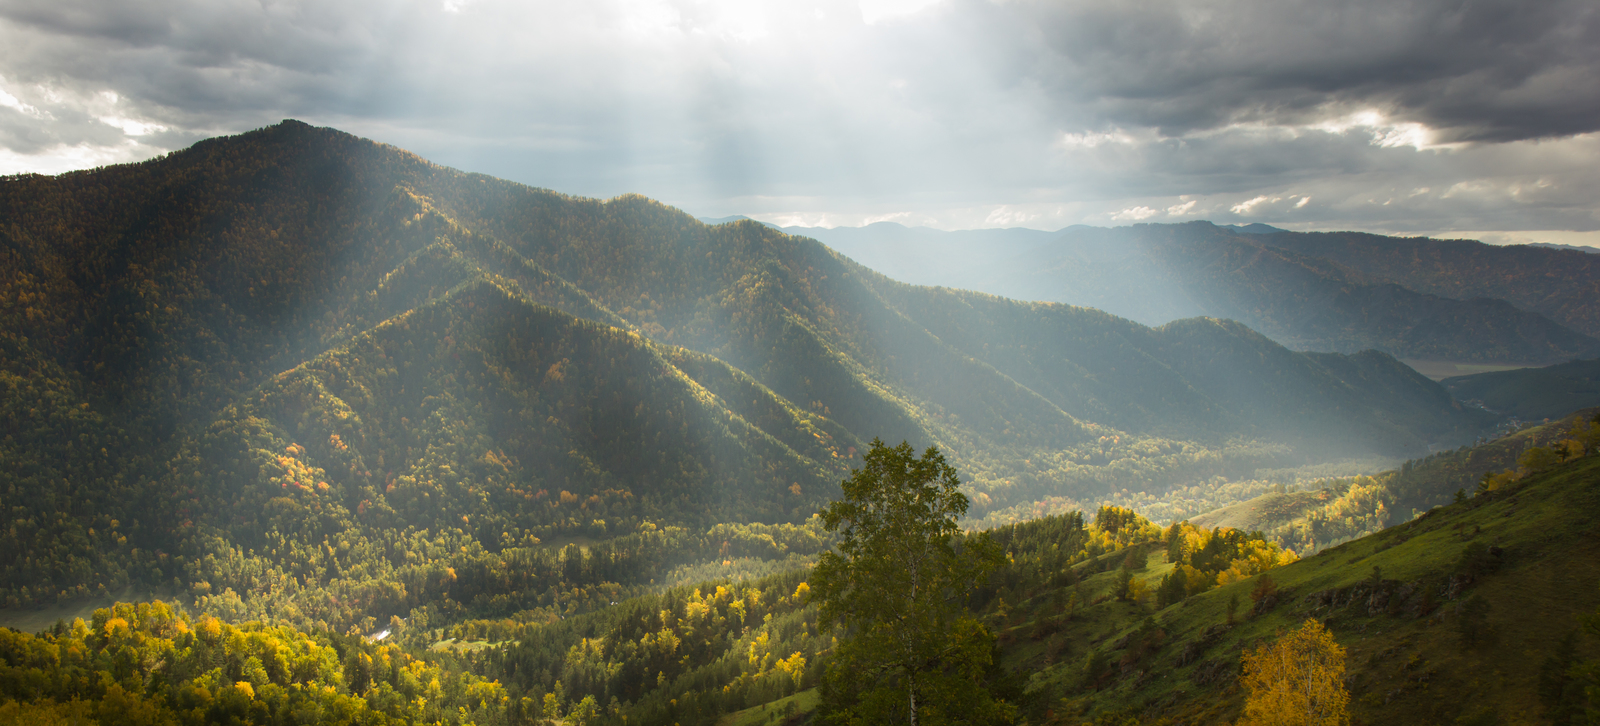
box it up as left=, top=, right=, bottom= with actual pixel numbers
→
left=0, top=0, right=1595, bottom=236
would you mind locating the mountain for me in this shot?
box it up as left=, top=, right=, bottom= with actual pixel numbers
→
left=1216, top=223, right=1286, bottom=234
left=1443, top=358, right=1600, bottom=421
left=1528, top=242, right=1600, bottom=254
left=789, top=221, right=1600, bottom=365
left=1245, top=230, right=1600, bottom=338
left=0, top=120, right=1485, bottom=632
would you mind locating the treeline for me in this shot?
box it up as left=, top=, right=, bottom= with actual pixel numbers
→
left=0, top=601, right=510, bottom=725
left=1251, top=408, right=1600, bottom=553
left=0, top=500, right=1309, bottom=726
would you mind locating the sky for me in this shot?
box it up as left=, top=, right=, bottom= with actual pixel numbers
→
left=2, top=0, right=1598, bottom=245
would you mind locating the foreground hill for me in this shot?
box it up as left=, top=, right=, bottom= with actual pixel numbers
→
left=1006, top=441, right=1600, bottom=725
left=0, top=121, right=1484, bottom=631
left=6, top=432, right=1595, bottom=726
left=792, top=221, right=1600, bottom=365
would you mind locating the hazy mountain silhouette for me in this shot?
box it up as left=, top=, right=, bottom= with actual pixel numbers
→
left=789, top=221, right=1600, bottom=364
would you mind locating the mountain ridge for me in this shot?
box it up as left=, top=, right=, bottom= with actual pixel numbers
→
left=0, top=120, right=1485, bottom=629
left=784, top=220, right=1600, bottom=365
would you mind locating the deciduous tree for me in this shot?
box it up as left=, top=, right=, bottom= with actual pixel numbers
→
left=1237, top=618, right=1349, bottom=726
left=811, top=439, right=1012, bottom=726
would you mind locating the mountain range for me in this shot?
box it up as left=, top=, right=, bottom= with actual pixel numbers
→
left=786, top=221, right=1600, bottom=366
left=0, top=120, right=1490, bottom=622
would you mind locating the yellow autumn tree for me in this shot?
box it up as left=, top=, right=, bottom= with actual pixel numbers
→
left=1237, top=618, right=1349, bottom=726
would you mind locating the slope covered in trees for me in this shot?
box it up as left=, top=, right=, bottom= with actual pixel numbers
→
left=792, top=221, right=1600, bottom=365
left=1442, top=358, right=1600, bottom=421
left=1190, top=408, right=1600, bottom=555
left=1000, top=439, right=1600, bottom=725
left=0, top=121, right=1485, bottom=652
left=7, top=436, right=1598, bottom=725
left=1248, top=230, right=1600, bottom=338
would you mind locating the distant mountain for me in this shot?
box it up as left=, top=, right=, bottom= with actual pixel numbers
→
left=789, top=221, right=1600, bottom=364
left=696, top=214, right=757, bottom=226
left=0, top=121, right=1486, bottom=623
left=1216, top=222, right=1286, bottom=234
left=1443, top=357, right=1600, bottom=420
left=1245, top=231, right=1600, bottom=337
left=1528, top=241, right=1600, bottom=254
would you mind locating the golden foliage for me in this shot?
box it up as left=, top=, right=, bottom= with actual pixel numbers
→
left=1238, top=618, right=1349, bottom=726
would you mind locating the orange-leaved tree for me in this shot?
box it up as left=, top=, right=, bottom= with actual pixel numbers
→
left=1238, top=618, right=1349, bottom=726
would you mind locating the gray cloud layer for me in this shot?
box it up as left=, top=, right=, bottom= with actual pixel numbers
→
left=2, top=0, right=1596, bottom=235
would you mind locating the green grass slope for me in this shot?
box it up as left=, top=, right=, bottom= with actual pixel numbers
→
left=1001, top=454, right=1600, bottom=725
left=1186, top=408, right=1600, bottom=554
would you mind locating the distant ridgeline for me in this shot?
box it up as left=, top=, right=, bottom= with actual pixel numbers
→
left=0, top=120, right=1487, bottom=635
left=791, top=221, right=1600, bottom=365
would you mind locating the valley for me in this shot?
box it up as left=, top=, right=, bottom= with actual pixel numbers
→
left=1, top=121, right=1595, bottom=725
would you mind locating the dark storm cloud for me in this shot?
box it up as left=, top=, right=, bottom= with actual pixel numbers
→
left=975, top=0, right=1600, bottom=143
left=0, top=0, right=1596, bottom=235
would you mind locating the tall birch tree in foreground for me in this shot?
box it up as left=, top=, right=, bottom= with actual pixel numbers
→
left=811, top=439, right=1012, bottom=726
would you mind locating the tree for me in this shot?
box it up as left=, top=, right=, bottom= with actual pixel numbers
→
left=1520, top=446, right=1561, bottom=475
left=810, top=440, right=1012, bottom=726
left=1237, top=618, right=1349, bottom=726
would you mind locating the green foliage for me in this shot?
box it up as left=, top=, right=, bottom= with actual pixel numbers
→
left=811, top=441, right=1012, bottom=725
left=0, top=600, right=507, bottom=725
left=0, top=121, right=1532, bottom=725
left=1191, top=409, right=1600, bottom=555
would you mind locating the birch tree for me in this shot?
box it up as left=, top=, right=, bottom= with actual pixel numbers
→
left=811, top=439, right=1011, bottom=726
left=1238, top=618, right=1350, bottom=726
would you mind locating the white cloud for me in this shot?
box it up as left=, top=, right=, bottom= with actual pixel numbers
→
left=1230, top=196, right=1276, bottom=215
left=1111, top=205, right=1159, bottom=221
left=1058, top=129, right=1136, bottom=149
left=985, top=205, right=1039, bottom=226
left=0, top=85, right=44, bottom=118
left=862, top=211, right=912, bottom=225
left=1167, top=200, right=1197, bottom=215
left=0, top=140, right=154, bottom=175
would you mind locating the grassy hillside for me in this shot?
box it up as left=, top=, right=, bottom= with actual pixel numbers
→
left=1182, top=408, right=1600, bottom=555
left=999, top=452, right=1600, bottom=725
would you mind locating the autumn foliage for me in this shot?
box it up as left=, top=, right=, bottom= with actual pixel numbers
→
left=1238, top=618, right=1349, bottom=726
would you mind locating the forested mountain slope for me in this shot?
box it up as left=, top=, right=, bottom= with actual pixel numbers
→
left=0, top=120, right=1485, bottom=629
left=1443, top=359, right=1600, bottom=421
left=1250, top=230, right=1600, bottom=338
left=793, top=221, right=1600, bottom=364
